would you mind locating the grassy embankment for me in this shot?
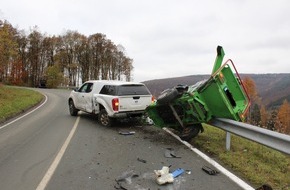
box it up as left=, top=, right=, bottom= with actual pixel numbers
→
left=193, top=124, right=290, bottom=190
left=0, top=85, right=43, bottom=123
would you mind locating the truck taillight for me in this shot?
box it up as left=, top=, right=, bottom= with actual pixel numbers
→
left=112, top=98, right=119, bottom=111
left=151, top=96, right=155, bottom=103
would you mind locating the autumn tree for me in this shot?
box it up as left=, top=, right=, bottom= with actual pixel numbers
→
left=268, top=110, right=277, bottom=131
left=0, top=20, right=18, bottom=83
left=260, top=104, right=269, bottom=128
left=15, top=30, right=29, bottom=85
left=276, top=100, right=290, bottom=134
left=242, top=76, right=260, bottom=123
left=75, top=34, right=90, bottom=82
left=88, top=33, right=106, bottom=80
left=27, top=27, right=45, bottom=86
left=251, top=104, right=261, bottom=126
left=45, top=64, right=63, bottom=88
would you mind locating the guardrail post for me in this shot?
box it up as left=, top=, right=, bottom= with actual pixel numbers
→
left=226, top=132, right=231, bottom=151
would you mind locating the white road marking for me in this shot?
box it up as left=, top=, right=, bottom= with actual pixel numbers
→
left=36, top=116, right=80, bottom=190
left=163, top=127, right=255, bottom=190
left=0, top=95, right=48, bottom=130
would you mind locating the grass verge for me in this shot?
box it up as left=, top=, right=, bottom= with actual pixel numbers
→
left=0, top=85, right=43, bottom=123
left=192, top=124, right=290, bottom=190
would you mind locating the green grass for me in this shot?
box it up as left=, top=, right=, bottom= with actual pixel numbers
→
left=0, top=85, right=43, bottom=122
left=193, top=124, right=290, bottom=190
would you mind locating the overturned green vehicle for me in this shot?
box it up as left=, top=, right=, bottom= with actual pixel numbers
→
left=146, top=46, right=251, bottom=141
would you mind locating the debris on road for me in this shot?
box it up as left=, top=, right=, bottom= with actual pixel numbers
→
left=137, top=157, right=147, bottom=163
left=154, top=166, right=174, bottom=185
left=118, top=131, right=135, bottom=135
left=154, top=166, right=185, bottom=185
left=185, top=170, right=191, bottom=174
left=164, top=148, right=181, bottom=158
left=202, top=166, right=219, bottom=175
left=172, top=168, right=185, bottom=178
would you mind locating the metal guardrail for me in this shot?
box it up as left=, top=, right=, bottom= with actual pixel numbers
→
left=210, top=118, right=290, bottom=155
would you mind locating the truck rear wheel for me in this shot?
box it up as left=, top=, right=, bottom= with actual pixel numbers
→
left=98, top=109, right=113, bottom=127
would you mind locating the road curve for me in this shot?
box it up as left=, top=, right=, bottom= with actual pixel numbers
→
left=0, top=88, right=76, bottom=190
left=0, top=88, right=252, bottom=190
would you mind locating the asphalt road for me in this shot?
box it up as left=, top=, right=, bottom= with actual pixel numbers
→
left=0, top=88, right=252, bottom=190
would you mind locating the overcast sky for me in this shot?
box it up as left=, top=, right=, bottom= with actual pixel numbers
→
left=1, top=0, right=290, bottom=82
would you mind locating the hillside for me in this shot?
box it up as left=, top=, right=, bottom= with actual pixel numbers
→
left=143, top=73, right=290, bottom=109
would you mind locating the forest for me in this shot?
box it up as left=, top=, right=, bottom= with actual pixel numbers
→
left=0, top=20, right=133, bottom=88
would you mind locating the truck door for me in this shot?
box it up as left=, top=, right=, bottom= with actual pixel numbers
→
left=77, top=82, right=94, bottom=112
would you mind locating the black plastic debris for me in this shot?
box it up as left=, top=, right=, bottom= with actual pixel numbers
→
left=137, top=157, right=147, bottom=163
left=119, top=131, right=135, bottom=135
left=202, top=166, right=219, bottom=175
left=164, top=148, right=181, bottom=158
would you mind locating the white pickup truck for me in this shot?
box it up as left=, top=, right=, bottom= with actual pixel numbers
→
left=68, top=80, right=153, bottom=126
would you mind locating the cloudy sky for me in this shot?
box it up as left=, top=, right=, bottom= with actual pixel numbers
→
left=1, top=0, right=290, bottom=82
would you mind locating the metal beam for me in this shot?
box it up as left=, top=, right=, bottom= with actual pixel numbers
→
left=210, top=118, right=290, bottom=155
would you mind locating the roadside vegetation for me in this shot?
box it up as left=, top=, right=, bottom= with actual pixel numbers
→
left=193, top=124, right=290, bottom=190
left=0, top=85, right=43, bottom=123
left=0, top=20, right=133, bottom=89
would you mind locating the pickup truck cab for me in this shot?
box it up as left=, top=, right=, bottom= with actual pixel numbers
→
left=68, top=80, right=153, bottom=126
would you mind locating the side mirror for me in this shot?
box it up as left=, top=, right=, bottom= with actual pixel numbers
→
left=73, top=87, right=79, bottom=92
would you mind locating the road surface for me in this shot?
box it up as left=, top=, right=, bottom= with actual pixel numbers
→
left=0, top=88, right=253, bottom=190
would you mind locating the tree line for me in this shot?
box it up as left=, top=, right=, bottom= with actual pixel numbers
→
left=243, top=77, right=290, bottom=134
left=0, top=20, right=133, bottom=88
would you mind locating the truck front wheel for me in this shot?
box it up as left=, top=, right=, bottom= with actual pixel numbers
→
left=98, top=109, right=113, bottom=127
left=157, top=88, right=179, bottom=104
left=179, top=124, right=204, bottom=142
left=69, top=99, right=79, bottom=116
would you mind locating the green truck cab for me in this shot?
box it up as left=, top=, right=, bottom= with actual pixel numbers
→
left=146, top=46, right=251, bottom=141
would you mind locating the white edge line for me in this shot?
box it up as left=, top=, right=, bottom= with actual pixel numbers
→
left=163, top=127, right=255, bottom=190
left=0, top=94, right=48, bottom=130
left=36, top=116, right=80, bottom=190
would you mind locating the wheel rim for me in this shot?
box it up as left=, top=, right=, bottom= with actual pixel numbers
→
left=100, top=112, right=109, bottom=126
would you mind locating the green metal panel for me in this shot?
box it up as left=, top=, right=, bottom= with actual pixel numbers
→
left=145, top=46, right=250, bottom=134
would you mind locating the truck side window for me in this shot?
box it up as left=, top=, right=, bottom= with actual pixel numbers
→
left=86, top=83, right=93, bottom=93
left=100, top=85, right=109, bottom=94
left=100, top=85, right=117, bottom=95
left=79, top=83, right=93, bottom=93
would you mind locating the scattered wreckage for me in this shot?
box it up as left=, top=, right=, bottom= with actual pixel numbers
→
left=146, top=46, right=251, bottom=141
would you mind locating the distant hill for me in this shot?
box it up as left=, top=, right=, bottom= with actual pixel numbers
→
left=143, top=73, right=290, bottom=109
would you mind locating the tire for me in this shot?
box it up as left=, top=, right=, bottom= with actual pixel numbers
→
left=175, top=84, right=188, bottom=94
left=179, top=124, right=203, bottom=142
left=157, top=88, right=179, bottom=104
left=69, top=99, right=79, bottom=116
left=98, top=109, right=113, bottom=127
